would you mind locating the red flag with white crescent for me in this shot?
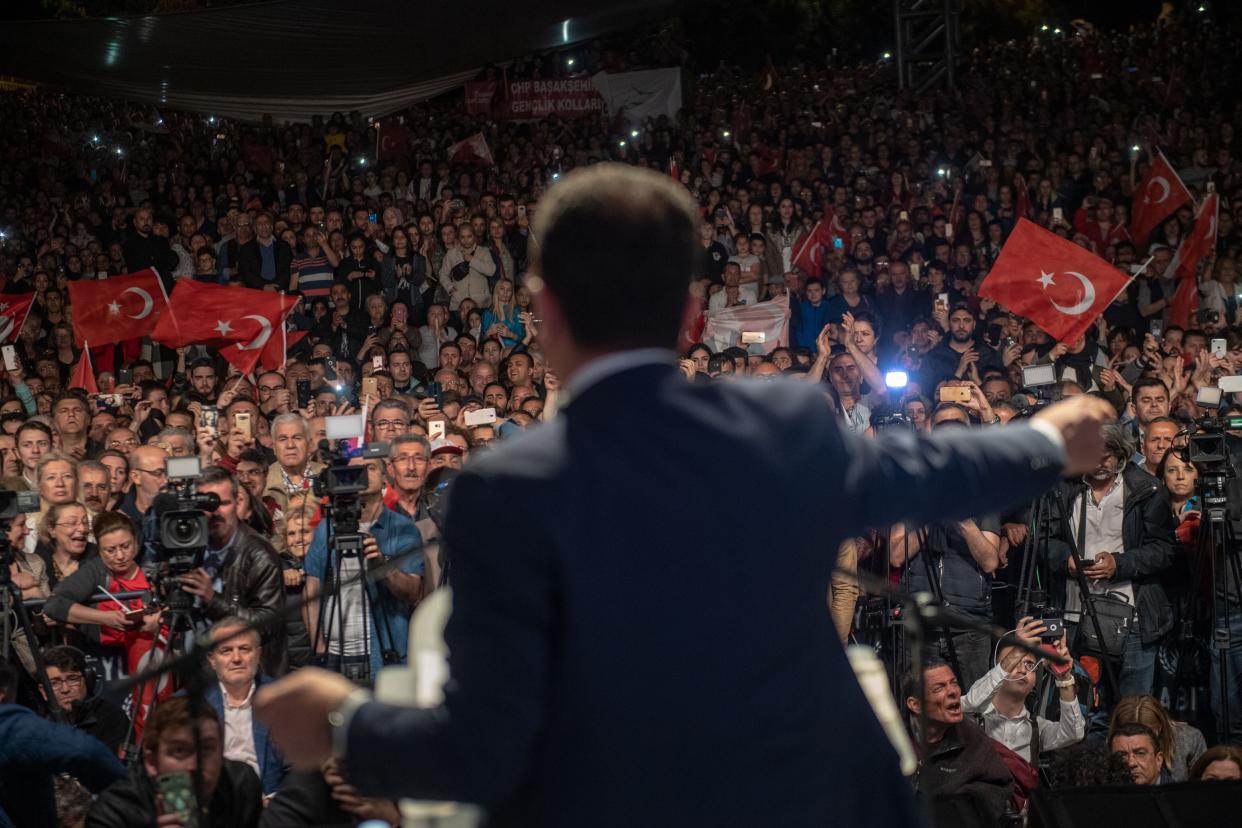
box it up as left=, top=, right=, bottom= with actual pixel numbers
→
left=979, top=219, right=1133, bottom=343
left=152, top=281, right=297, bottom=352
left=0, top=293, right=35, bottom=343
left=1129, top=149, right=1192, bottom=246
left=67, top=269, right=166, bottom=348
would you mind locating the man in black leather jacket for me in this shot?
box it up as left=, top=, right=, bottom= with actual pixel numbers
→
left=1043, top=424, right=1176, bottom=709
left=178, top=466, right=286, bottom=676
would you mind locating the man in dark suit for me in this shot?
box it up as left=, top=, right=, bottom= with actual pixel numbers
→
left=237, top=211, right=293, bottom=292
left=256, top=164, right=1114, bottom=826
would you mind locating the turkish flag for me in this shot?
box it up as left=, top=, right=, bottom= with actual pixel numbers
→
left=1129, top=150, right=1191, bottom=246
left=0, top=293, right=35, bottom=343
left=447, top=132, right=494, bottom=167
left=1169, top=192, right=1219, bottom=328
left=221, top=326, right=307, bottom=376
left=151, top=281, right=297, bottom=350
left=377, top=123, right=410, bottom=164
left=979, top=219, right=1133, bottom=343
left=67, top=347, right=97, bottom=395
left=791, top=218, right=842, bottom=278
left=67, top=269, right=165, bottom=348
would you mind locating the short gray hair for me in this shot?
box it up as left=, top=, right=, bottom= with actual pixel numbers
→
left=271, top=412, right=309, bottom=437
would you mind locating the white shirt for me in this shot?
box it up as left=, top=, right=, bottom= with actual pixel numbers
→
left=1066, top=475, right=1134, bottom=619
left=220, top=682, right=260, bottom=776
left=962, top=663, right=1085, bottom=762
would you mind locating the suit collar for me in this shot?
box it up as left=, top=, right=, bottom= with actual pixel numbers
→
left=562, top=348, right=676, bottom=405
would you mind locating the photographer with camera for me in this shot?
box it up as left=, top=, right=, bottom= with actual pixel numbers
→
left=1045, top=424, right=1177, bottom=710
left=303, top=452, right=423, bottom=681
left=961, top=617, right=1084, bottom=792
left=184, top=467, right=286, bottom=678
left=889, top=403, right=1004, bottom=689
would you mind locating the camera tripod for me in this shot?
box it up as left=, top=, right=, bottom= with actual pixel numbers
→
left=117, top=583, right=203, bottom=766
left=1014, top=486, right=1122, bottom=700
left=0, top=524, right=63, bottom=721
left=315, top=507, right=402, bottom=685
left=1187, top=465, right=1242, bottom=744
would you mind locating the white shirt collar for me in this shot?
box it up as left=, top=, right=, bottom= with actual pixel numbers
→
left=221, top=680, right=256, bottom=710
left=562, top=348, right=675, bottom=405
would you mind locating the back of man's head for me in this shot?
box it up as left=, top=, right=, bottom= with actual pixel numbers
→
left=533, top=164, right=698, bottom=351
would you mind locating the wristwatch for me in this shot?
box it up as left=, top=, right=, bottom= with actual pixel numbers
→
left=328, top=687, right=372, bottom=758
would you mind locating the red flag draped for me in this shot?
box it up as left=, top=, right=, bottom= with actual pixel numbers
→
left=0, top=293, right=36, bottom=343
left=1169, top=192, right=1219, bottom=329
left=67, top=269, right=166, bottom=347
left=1129, top=150, right=1192, bottom=247
left=979, top=219, right=1133, bottom=343
left=68, top=346, right=98, bottom=395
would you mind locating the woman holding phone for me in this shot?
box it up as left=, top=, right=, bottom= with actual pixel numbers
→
left=44, top=510, right=159, bottom=683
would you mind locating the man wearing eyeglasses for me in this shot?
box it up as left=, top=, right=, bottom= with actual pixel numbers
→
left=257, top=371, right=293, bottom=417
left=961, top=616, right=1084, bottom=765
left=118, top=444, right=166, bottom=528
left=39, top=645, right=129, bottom=754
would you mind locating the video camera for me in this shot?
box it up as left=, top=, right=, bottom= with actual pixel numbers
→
left=151, top=456, right=220, bottom=611
left=312, top=415, right=389, bottom=558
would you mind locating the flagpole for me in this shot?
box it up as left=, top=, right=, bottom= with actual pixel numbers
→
left=280, top=290, right=288, bottom=371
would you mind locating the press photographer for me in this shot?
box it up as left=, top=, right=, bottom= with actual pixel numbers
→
left=174, top=467, right=285, bottom=677
left=1044, top=424, right=1177, bottom=712
left=304, top=438, right=424, bottom=683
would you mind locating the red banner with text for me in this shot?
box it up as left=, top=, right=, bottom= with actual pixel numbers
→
left=465, top=78, right=604, bottom=120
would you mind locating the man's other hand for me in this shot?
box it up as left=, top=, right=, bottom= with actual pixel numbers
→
left=1031, top=395, right=1116, bottom=475
left=255, top=667, right=355, bottom=769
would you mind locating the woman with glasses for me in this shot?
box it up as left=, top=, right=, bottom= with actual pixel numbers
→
left=44, top=511, right=160, bottom=678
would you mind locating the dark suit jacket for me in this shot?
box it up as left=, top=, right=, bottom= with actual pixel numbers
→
left=238, top=238, right=293, bottom=292
left=204, top=675, right=287, bottom=795
left=345, top=361, right=1065, bottom=827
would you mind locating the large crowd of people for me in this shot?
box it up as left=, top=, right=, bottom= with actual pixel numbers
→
left=2, top=8, right=1242, bottom=827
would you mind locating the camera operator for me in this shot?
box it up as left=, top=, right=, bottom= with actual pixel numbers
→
left=961, top=617, right=1084, bottom=767
left=184, top=467, right=286, bottom=678
left=38, top=645, right=130, bottom=754
left=1046, top=423, right=1177, bottom=706
left=304, top=453, right=424, bottom=680
left=889, top=403, right=1003, bottom=688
